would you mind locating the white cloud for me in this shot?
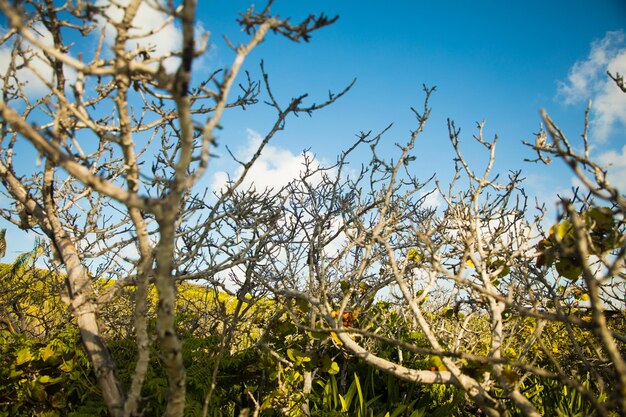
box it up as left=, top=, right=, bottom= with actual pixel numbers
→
left=211, top=129, right=327, bottom=193
left=0, top=23, right=76, bottom=98
left=557, top=30, right=626, bottom=194
left=592, top=51, right=626, bottom=140
left=558, top=30, right=626, bottom=142
left=1, top=1, right=211, bottom=98
left=96, top=0, right=183, bottom=72
left=322, top=216, right=348, bottom=257
left=558, top=31, right=623, bottom=103
left=420, top=189, right=442, bottom=210
left=597, top=144, right=626, bottom=193
left=211, top=129, right=347, bottom=288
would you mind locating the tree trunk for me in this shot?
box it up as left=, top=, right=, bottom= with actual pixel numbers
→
left=59, top=237, right=126, bottom=417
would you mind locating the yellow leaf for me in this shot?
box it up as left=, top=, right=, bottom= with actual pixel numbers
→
left=330, top=332, right=343, bottom=346
left=466, top=259, right=475, bottom=268
left=407, top=248, right=421, bottom=263
left=550, top=220, right=573, bottom=241
left=328, top=361, right=340, bottom=375
left=40, top=344, right=56, bottom=362
left=16, top=348, right=33, bottom=365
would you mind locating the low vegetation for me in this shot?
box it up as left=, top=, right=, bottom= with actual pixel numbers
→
left=1, top=259, right=623, bottom=416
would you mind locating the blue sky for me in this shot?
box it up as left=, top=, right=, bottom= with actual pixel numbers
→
left=198, top=1, right=626, bottom=202
left=1, top=0, right=626, bottom=260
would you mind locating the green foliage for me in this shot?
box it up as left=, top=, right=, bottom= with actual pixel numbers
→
left=309, top=371, right=474, bottom=417
left=536, top=206, right=624, bottom=280
left=0, top=262, right=68, bottom=338
left=539, top=377, right=605, bottom=417
left=0, top=297, right=617, bottom=417
left=1, top=256, right=621, bottom=416
left=107, top=330, right=266, bottom=416
left=0, top=326, right=106, bottom=417
left=495, top=374, right=607, bottom=417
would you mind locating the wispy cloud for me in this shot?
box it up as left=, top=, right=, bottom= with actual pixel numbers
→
left=557, top=30, right=626, bottom=192
left=420, top=189, right=442, bottom=210
left=95, top=0, right=183, bottom=72
left=557, top=30, right=626, bottom=142
left=211, top=129, right=328, bottom=193
left=95, top=0, right=214, bottom=75
left=0, top=23, right=77, bottom=98
left=597, top=144, right=626, bottom=193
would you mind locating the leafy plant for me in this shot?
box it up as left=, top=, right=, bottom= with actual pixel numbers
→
left=0, top=326, right=106, bottom=417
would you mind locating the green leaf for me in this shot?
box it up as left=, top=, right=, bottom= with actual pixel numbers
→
left=343, top=378, right=358, bottom=410
left=442, top=307, right=455, bottom=319
left=287, top=348, right=316, bottom=367
left=59, top=359, right=74, bottom=373
left=38, top=375, right=52, bottom=384
left=30, top=382, right=47, bottom=401
left=307, top=330, right=327, bottom=341
left=15, top=347, right=33, bottom=365
left=354, top=372, right=364, bottom=411
left=295, top=298, right=310, bottom=313
left=550, top=220, right=574, bottom=242
left=556, top=258, right=582, bottom=280
left=487, top=258, right=510, bottom=278
left=40, top=344, right=56, bottom=362
left=320, top=354, right=332, bottom=370
left=416, top=289, right=428, bottom=305
left=585, top=207, right=613, bottom=231
left=501, top=367, right=521, bottom=384
left=38, top=375, right=62, bottom=385
left=50, top=391, right=66, bottom=409
left=287, top=348, right=298, bottom=362
left=390, top=402, right=416, bottom=417
left=327, top=361, right=340, bottom=375
left=339, top=395, right=348, bottom=412
left=407, top=248, right=421, bottom=264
